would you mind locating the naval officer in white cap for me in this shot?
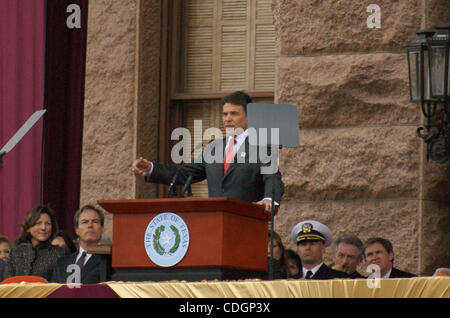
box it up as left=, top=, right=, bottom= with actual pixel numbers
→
left=290, top=220, right=349, bottom=280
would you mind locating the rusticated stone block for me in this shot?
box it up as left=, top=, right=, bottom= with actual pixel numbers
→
left=420, top=200, right=450, bottom=275
left=276, top=53, right=419, bottom=128
left=424, top=0, right=450, bottom=30
left=421, top=143, right=450, bottom=203
left=279, top=126, right=420, bottom=201
left=273, top=0, right=421, bottom=56
left=275, top=199, right=419, bottom=274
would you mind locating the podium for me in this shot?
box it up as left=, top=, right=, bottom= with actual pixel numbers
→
left=98, top=198, right=270, bottom=282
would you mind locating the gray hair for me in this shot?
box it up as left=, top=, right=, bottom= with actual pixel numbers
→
left=433, top=268, right=450, bottom=277
left=73, top=205, right=105, bottom=229
left=333, top=233, right=364, bottom=257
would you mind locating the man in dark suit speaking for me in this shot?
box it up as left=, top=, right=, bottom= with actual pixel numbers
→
left=132, top=91, right=284, bottom=211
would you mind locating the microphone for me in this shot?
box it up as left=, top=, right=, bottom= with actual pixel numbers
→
left=167, top=168, right=180, bottom=197
left=167, top=142, right=203, bottom=198
left=181, top=174, right=193, bottom=197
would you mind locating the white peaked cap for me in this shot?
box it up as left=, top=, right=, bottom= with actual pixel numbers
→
left=290, top=220, right=333, bottom=247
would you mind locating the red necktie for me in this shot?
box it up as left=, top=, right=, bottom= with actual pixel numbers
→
left=223, top=137, right=235, bottom=174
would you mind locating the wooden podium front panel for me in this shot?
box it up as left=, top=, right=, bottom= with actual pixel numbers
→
left=112, top=211, right=268, bottom=271
left=222, top=213, right=268, bottom=271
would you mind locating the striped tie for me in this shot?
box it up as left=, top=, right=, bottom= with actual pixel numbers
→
left=76, top=251, right=87, bottom=269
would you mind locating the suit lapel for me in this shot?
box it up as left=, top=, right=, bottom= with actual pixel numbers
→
left=388, top=267, right=398, bottom=278
left=311, top=263, right=328, bottom=279
left=210, top=138, right=225, bottom=180
left=81, top=254, right=100, bottom=277
left=58, top=252, right=78, bottom=282
left=68, top=252, right=78, bottom=265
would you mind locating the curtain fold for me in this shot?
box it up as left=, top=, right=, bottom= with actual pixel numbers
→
left=42, top=0, right=88, bottom=237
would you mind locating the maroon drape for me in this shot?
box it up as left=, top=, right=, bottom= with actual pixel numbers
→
left=0, top=0, right=46, bottom=240
left=0, top=0, right=87, bottom=241
left=42, top=0, right=88, bottom=237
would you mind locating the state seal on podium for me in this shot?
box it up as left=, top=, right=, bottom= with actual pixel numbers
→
left=144, top=212, right=190, bottom=267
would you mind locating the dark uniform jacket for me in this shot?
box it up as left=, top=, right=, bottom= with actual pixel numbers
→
left=349, top=270, right=365, bottom=278
left=292, top=263, right=350, bottom=280
left=388, top=267, right=416, bottom=278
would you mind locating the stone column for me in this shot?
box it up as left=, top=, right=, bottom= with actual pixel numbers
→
left=80, top=0, right=161, bottom=238
left=273, top=0, right=450, bottom=274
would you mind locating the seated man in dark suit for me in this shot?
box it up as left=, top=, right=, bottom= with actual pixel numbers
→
left=363, top=237, right=416, bottom=278
left=331, top=234, right=365, bottom=278
left=290, top=220, right=349, bottom=280
left=51, top=205, right=112, bottom=284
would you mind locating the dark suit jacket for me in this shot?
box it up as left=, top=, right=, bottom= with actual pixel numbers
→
left=388, top=267, right=416, bottom=278
left=349, top=270, right=365, bottom=279
left=146, top=138, right=284, bottom=203
left=51, top=252, right=112, bottom=284
left=292, top=263, right=350, bottom=280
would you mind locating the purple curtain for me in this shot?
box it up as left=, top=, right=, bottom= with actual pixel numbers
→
left=0, top=0, right=46, bottom=240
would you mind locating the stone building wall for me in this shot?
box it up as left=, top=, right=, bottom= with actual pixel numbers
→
left=273, top=0, right=450, bottom=275
left=80, top=0, right=449, bottom=275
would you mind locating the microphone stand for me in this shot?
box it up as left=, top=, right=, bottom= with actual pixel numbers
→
left=245, top=102, right=299, bottom=281
left=268, top=145, right=281, bottom=281
left=167, top=142, right=202, bottom=198
left=167, top=167, right=180, bottom=198
left=181, top=174, right=193, bottom=197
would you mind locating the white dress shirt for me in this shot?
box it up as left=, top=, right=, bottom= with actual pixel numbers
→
left=225, top=129, right=249, bottom=156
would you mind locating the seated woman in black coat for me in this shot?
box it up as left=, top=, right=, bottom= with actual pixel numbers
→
left=3, top=205, right=66, bottom=282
